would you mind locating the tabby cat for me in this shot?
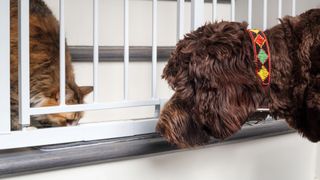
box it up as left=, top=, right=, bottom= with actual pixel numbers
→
left=10, top=0, right=92, bottom=130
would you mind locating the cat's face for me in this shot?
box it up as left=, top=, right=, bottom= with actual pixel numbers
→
left=31, top=85, right=93, bottom=128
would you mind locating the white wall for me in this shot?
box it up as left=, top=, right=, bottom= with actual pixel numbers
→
left=316, top=144, right=320, bottom=179
left=45, top=0, right=320, bottom=46
left=41, top=0, right=232, bottom=122
left=44, top=0, right=231, bottom=46
left=4, top=134, right=319, bottom=180
left=235, top=0, right=320, bottom=29
left=73, top=62, right=170, bottom=122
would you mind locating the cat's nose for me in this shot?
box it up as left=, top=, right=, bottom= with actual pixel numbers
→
left=66, top=119, right=78, bottom=126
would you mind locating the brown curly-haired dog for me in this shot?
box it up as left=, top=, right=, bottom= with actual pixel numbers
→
left=156, top=9, right=320, bottom=148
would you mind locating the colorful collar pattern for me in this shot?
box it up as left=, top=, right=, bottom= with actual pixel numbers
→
left=247, top=29, right=271, bottom=87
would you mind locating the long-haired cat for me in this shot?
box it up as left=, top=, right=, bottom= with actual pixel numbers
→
left=10, top=0, right=93, bottom=130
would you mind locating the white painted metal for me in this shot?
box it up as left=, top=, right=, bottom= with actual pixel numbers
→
left=263, top=0, right=267, bottom=30
left=248, top=0, right=252, bottom=29
left=0, top=0, right=11, bottom=133
left=278, top=0, right=282, bottom=19
left=19, top=0, right=31, bottom=127
left=231, top=0, right=235, bottom=21
left=0, top=0, right=283, bottom=149
left=124, top=0, right=129, bottom=100
left=93, top=0, right=99, bottom=102
left=191, top=0, right=204, bottom=30
left=212, top=0, right=217, bottom=21
left=0, top=118, right=157, bottom=150
left=177, top=0, right=184, bottom=41
left=30, top=100, right=160, bottom=115
left=316, top=145, right=320, bottom=178
left=257, top=108, right=270, bottom=112
left=291, top=0, right=296, bottom=16
left=152, top=0, right=157, bottom=99
left=59, top=0, right=66, bottom=105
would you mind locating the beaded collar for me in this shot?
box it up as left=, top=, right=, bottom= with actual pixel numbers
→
left=247, top=29, right=271, bottom=90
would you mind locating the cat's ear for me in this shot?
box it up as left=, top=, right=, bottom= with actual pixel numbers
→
left=79, top=86, right=93, bottom=96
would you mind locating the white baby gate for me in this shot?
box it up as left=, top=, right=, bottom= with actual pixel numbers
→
left=0, top=0, right=297, bottom=150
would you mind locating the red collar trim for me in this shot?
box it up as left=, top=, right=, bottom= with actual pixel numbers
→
left=247, top=29, right=271, bottom=88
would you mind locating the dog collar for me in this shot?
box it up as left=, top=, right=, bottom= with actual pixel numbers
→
left=247, top=29, right=271, bottom=88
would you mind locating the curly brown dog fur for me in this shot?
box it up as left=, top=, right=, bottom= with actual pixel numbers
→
left=156, top=9, right=320, bottom=148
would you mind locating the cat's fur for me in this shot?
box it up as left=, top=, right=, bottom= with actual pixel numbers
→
left=10, top=0, right=92, bottom=130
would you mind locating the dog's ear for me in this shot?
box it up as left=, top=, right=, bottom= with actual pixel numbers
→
left=160, top=22, right=264, bottom=146
left=156, top=93, right=210, bottom=148
left=162, top=37, right=195, bottom=100
left=188, top=22, right=264, bottom=139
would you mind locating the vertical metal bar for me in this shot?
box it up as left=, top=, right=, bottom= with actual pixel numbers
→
left=0, top=0, right=11, bottom=132
left=93, top=0, right=99, bottom=102
left=19, top=0, right=31, bottom=127
left=263, top=0, right=267, bottom=30
left=59, top=0, right=66, bottom=105
left=278, top=0, right=282, bottom=19
left=316, top=147, right=320, bottom=180
left=248, top=0, right=252, bottom=29
left=291, top=0, right=296, bottom=16
left=152, top=0, right=157, bottom=99
left=231, top=0, right=235, bottom=21
left=177, top=0, right=184, bottom=41
left=124, top=0, right=129, bottom=100
left=212, top=0, right=217, bottom=21
left=191, top=0, right=204, bottom=30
